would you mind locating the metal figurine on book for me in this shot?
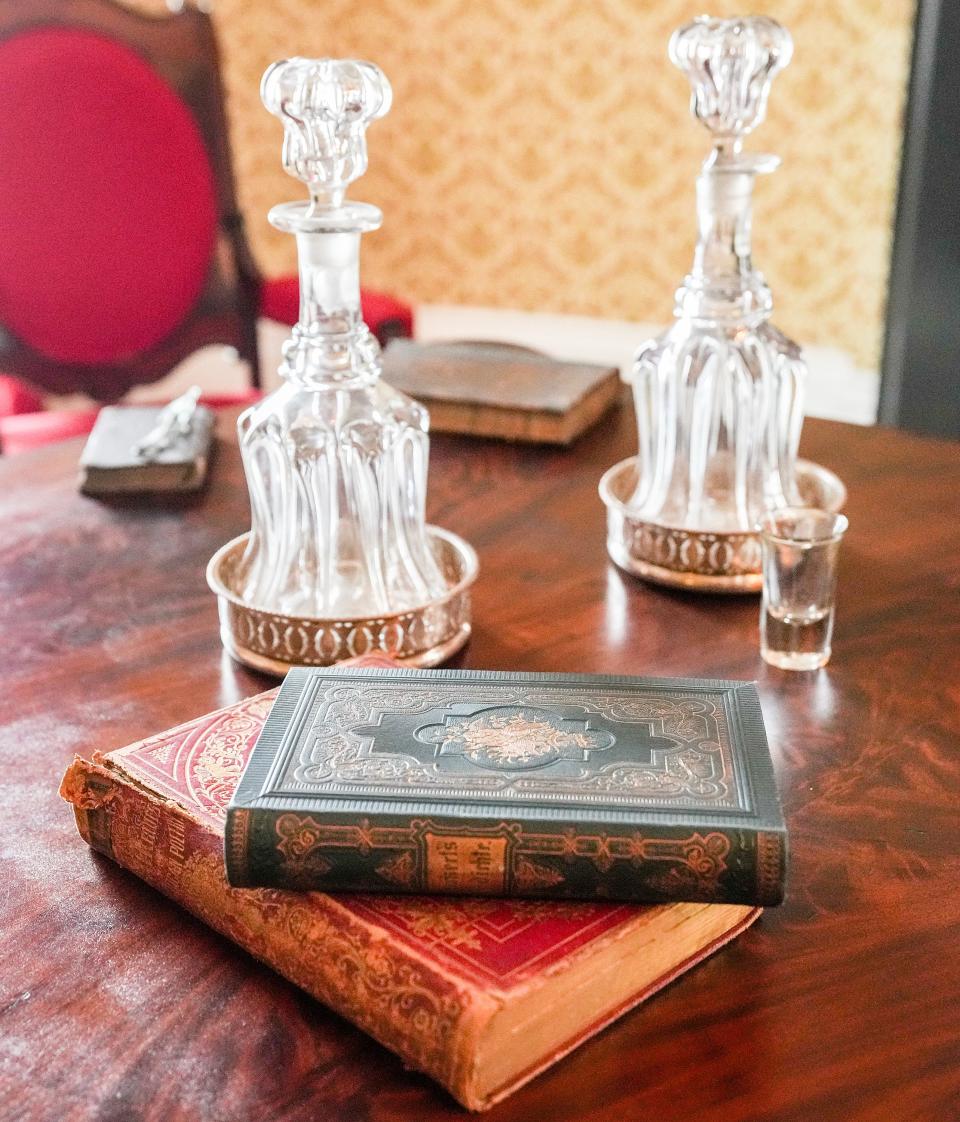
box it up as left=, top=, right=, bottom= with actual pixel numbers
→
left=600, top=16, right=846, bottom=592
left=207, top=58, right=477, bottom=674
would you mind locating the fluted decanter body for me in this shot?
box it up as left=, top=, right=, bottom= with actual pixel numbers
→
left=629, top=16, right=805, bottom=534
left=236, top=58, right=446, bottom=618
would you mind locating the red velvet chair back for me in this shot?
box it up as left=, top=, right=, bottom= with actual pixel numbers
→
left=0, top=0, right=261, bottom=399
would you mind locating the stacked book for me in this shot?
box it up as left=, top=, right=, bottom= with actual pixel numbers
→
left=60, top=661, right=785, bottom=1111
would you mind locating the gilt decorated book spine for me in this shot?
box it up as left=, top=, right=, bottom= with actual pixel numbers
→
left=58, top=684, right=761, bottom=1112
left=226, top=668, right=787, bottom=906
left=226, top=806, right=784, bottom=905
left=60, top=753, right=489, bottom=1106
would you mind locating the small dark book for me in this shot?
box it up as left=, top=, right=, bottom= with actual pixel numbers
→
left=381, top=339, right=621, bottom=444
left=79, top=398, right=214, bottom=495
left=226, top=668, right=787, bottom=906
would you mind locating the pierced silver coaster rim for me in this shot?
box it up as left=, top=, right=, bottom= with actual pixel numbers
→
left=207, top=526, right=478, bottom=675
left=599, top=456, right=847, bottom=595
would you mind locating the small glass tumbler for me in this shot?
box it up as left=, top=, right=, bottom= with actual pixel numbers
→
left=759, top=507, right=848, bottom=670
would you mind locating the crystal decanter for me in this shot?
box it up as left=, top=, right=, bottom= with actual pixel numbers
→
left=601, top=17, right=845, bottom=593
left=208, top=59, right=477, bottom=671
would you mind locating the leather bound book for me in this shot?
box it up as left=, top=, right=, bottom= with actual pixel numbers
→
left=78, top=402, right=214, bottom=495
left=226, top=667, right=787, bottom=906
left=60, top=688, right=760, bottom=1111
left=381, top=340, right=621, bottom=444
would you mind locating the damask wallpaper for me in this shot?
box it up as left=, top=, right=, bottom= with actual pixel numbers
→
left=134, top=0, right=913, bottom=369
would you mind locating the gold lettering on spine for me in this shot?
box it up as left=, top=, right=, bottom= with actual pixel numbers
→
left=227, top=809, right=252, bottom=883
left=141, top=802, right=160, bottom=849
left=755, top=831, right=783, bottom=904
left=167, top=815, right=186, bottom=867
left=128, top=800, right=162, bottom=869
left=424, top=833, right=508, bottom=894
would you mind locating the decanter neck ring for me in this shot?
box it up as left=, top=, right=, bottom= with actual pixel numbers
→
left=271, top=203, right=383, bottom=389
left=675, top=156, right=774, bottom=325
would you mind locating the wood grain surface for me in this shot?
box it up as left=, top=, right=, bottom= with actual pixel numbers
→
left=1, top=397, right=958, bottom=1122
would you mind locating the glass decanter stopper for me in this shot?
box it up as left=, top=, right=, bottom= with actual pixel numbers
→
left=629, top=16, right=805, bottom=534
left=237, top=58, right=448, bottom=618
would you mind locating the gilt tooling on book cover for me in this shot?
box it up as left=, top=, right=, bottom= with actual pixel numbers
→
left=61, top=687, right=760, bottom=1109
left=227, top=668, right=786, bottom=904
left=82, top=691, right=642, bottom=979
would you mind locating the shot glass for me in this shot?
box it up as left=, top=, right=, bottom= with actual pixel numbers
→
left=759, top=507, right=848, bottom=670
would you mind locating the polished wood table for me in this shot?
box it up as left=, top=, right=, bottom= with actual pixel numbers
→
left=2, top=401, right=958, bottom=1122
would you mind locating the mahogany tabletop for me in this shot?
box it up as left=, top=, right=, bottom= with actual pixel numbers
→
left=1, top=398, right=958, bottom=1122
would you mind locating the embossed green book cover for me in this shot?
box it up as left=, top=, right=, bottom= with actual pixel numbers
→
left=226, top=668, right=786, bottom=905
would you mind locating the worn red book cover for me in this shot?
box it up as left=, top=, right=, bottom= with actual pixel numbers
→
left=60, top=688, right=760, bottom=1111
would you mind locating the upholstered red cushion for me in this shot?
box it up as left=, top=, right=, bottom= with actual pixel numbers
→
left=259, top=275, right=414, bottom=339
left=196, top=389, right=262, bottom=409
left=0, top=374, right=44, bottom=417
left=0, top=408, right=99, bottom=455
left=0, top=27, right=217, bottom=382
left=362, top=289, right=414, bottom=339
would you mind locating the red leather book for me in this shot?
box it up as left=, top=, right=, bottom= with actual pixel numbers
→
left=60, top=688, right=760, bottom=1111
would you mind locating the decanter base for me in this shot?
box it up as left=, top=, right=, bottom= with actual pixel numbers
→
left=599, top=457, right=846, bottom=595
left=207, top=526, right=478, bottom=675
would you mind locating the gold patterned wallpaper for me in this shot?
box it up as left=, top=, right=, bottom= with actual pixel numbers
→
left=133, top=0, right=914, bottom=369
